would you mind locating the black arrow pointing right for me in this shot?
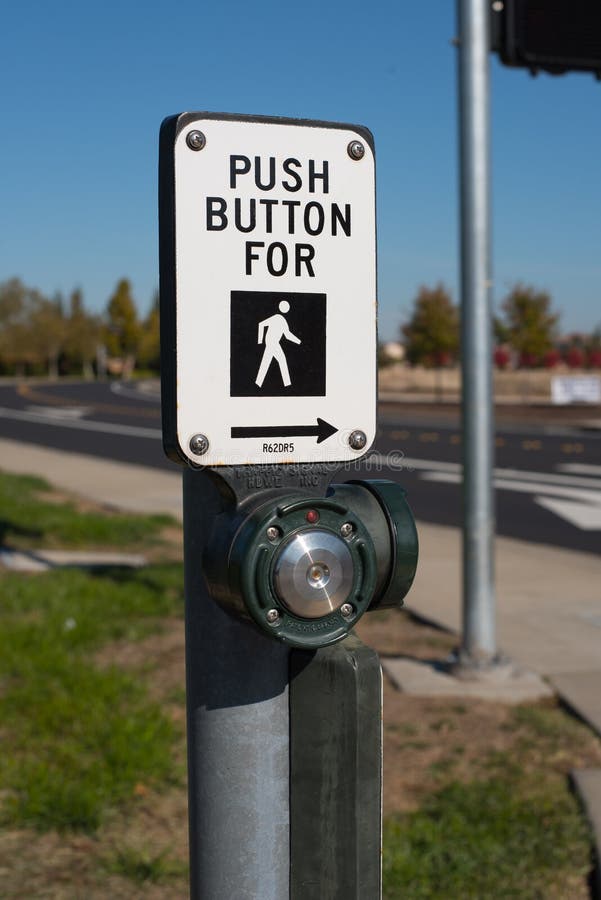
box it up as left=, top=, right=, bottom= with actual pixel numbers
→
left=231, top=418, right=338, bottom=445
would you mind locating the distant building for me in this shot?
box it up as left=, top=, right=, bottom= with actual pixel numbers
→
left=558, top=332, right=588, bottom=350
left=380, top=341, right=405, bottom=363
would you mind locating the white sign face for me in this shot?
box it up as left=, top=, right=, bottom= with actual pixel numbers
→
left=172, top=114, right=376, bottom=467
left=551, top=375, right=601, bottom=405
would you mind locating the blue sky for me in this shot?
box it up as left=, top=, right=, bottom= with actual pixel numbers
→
left=2, top=0, right=600, bottom=340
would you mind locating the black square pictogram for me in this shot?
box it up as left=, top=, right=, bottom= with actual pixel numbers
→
left=230, top=291, right=326, bottom=397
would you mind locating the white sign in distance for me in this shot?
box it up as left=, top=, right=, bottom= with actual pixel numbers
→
left=159, top=113, right=377, bottom=468
left=551, top=375, right=601, bottom=405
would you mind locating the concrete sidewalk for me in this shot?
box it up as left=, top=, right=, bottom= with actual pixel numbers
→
left=0, top=438, right=183, bottom=520
left=405, top=523, right=601, bottom=730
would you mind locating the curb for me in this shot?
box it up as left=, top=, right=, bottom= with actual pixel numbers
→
left=571, top=770, right=601, bottom=899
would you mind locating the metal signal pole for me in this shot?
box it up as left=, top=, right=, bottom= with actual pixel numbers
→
left=457, top=0, right=497, bottom=664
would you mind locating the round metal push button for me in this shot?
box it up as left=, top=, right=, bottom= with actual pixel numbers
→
left=273, top=529, right=354, bottom=619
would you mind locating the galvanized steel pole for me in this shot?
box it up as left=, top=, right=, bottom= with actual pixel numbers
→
left=183, top=468, right=290, bottom=899
left=457, top=0, right=497, bottom=663
left=182, top=468, right=383, bottom=899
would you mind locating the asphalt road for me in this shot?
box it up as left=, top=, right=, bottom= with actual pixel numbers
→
left=0, top=380, right=599, bottom=555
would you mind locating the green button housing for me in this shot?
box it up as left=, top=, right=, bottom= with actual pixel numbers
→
left=204, top=480, right=418, bottom=649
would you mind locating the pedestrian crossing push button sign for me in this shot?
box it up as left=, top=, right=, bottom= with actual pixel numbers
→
left=162, top=112, right=376, bottom=467
left=230, top=291, right=326, bottom=397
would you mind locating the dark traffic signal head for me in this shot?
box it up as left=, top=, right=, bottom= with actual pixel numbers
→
left=490, top=0, right=601, bottom=77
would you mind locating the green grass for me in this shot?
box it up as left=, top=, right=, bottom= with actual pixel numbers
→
left=510, top=703, right=587, bottom=743
left=104, top=847, right=188, bottom=884
left=0, top=470, right=185, bottom=832
left=384, top=701, right=599, bottom=896
left=0, top=565, right=183, bottom=647
left=0, top=470, right=173, bottom=548
left=0, top=468, right=594, bottom=897
left=0, top=564, right=184, bottom=831
left=0, top=663, right=176, bottom=832
left=383, top=776, right=591, bottom=899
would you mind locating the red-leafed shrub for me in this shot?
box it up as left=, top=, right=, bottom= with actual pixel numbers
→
left=434, top=350, right=452, bottom=367
left=588, top=349, right=601, bottom=369
left=493, top=347, right=510, bottom=370
left=565, top=347, right=585, bottom=369
left=519, top=352, right=538, bottom=368
left=543, top=349, right=561, bottom=369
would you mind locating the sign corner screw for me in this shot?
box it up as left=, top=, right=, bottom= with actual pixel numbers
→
left=186, top=130, right=206, bottom=151
left=347, top=140, right=365, bottom=160
left=190, top=433, right=209, bottom=455
left=348, top=430, right=367, bottom=451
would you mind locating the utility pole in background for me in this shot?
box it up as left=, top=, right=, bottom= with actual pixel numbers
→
left=456, top=0, right=601, bottom=667
left=456, top=0, right=497, bottom=666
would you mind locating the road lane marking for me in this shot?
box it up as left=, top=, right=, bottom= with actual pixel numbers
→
left=535, top=496, right=601, bottom=531
left=374, top=455, right=601, bottom=491
left=423, top=470, right=601, bottom=497
left=486, top=466, right=601, bottom=491
left=560, top=442, right=584, bottom=454
left=16, top=383, right=160, bottom=419
left=110, top=382, right=160, bottom=403
left=422, top=470, right=601, bottom=530
left=26, top=405, right=90, bottom=419
left=557, top=464, right=601, bottom=477
left=0, top=406, right=161, bottom=439
left=389, top=429, right=410, bottom=439
left=367, top=455, right=460, bottom=474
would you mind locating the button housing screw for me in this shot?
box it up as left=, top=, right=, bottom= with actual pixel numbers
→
left=340, top=603, right=354, bottom=618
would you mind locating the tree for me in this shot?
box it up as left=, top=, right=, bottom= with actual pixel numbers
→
left=28, top=293, right=66, bottom=377
left=493, top=315, right=510, bottom=346
left=103, top=279, right=140, bottom=376
left=500, top=284, right=559, bottom=366
left=0, top=279, right=26, bottom=373
left=64, top=289, right=101, bottom=377
left=137, top=290, right=160, bottom=372
left=401, top=284, right=459, bottom=367
left=0, top=278, right=49, bottom=374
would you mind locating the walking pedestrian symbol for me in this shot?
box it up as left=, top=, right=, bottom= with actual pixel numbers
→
left=255, top=300, right=301, bottom=388
left=230, top=291, right=326, bottom=397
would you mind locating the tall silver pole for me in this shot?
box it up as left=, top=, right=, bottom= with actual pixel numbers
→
left=457, top=0, right=496, bottom=663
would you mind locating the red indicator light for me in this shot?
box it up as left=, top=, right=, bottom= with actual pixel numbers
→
left=306, top=509, right=320, bottom=524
